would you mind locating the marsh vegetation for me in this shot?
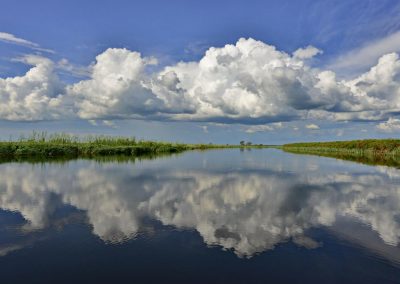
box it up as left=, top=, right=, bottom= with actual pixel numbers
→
left=3, top=133, right=400, bottom=167
left=0, top=132, right=263, bottom=160
left=282, top=139, right=400, bottom=167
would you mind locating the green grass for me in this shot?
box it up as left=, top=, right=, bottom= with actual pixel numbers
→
left=0, top=132, right=266, bottom=160
left=4, top=133, right=399, bottom=167
left=282, top=139, right=400, bottom=167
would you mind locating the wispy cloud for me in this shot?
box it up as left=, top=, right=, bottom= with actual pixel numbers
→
left=244, top=123, right=283, bottom=133
left=293, top=46, right=322, bottom=59
left=57, top=58, right=91, bottom=78
left=102, top=120, right=118, bottom=128
left=329, top=30, right=400, bottom=75
left=200, top=125, right=208, bottom=133
left=306, top=124, right=320, bottom=130
left=88, top=120, right=118, bottom=128
left=184, top=41, right=210, bottom=57
left=0, top=32, right=54, bottom=53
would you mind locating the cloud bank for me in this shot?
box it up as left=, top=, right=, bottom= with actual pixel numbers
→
left=1, top=37, right=400, bottom=126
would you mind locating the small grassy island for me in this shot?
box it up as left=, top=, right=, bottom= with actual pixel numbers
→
left=282, top=139, right=400, bottom=167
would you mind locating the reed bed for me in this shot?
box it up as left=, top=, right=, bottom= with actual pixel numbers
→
left=282, top=139, right=400, bottom=167
left=0, top=132, right=248, bottom=159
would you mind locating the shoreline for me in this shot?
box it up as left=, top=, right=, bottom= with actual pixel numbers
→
left=0, top=133, right=270, bottom=160
left=281, top=139, right=400, bottom=167
left=3, top=135, right=400, bottom=168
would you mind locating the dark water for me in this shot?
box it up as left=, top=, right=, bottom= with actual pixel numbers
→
left=0, top=149, right=400, bottom=284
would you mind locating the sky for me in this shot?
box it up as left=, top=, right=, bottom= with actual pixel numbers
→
left=1, top=0, right=400, bottom=144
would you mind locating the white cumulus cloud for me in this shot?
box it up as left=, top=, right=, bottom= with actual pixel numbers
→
left=1, top=38, right=400, bottom=127
left=377, top=117, right=400, bottom=132
left=152, top=38, right=328, bottom=123
left=68, top=48, right=160, bottom=120
left=0, top=55, right=68, bottom=121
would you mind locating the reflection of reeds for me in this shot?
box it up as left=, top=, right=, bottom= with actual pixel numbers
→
left=0, top=131, right=266, bottom=160
left=282, top=139, right=400, bottom=167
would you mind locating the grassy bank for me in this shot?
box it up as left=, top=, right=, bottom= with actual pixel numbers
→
left=0, top=132, right=259, bottom=160
left=282, top=139, right=400, bottom=167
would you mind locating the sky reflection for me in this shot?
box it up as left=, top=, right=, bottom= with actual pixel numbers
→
left=0, top=149, right=399, bottom=260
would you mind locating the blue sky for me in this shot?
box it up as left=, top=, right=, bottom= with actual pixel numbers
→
left=1, top=0, right=400, bottom=143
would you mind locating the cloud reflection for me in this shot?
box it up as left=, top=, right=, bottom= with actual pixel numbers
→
left=0, top=158, right=399, bottom=257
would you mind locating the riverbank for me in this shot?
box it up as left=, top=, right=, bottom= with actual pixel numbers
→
left=0, top=133, right=266, bottom=159
left=281, top=139, right=400, bottom=167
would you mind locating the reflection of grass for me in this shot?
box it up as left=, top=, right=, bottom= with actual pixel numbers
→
left=0, top=132, right=268, bottom=161
left=282, top=139, right=400, bottom=167
left=0, top=152, right=182, bottom=165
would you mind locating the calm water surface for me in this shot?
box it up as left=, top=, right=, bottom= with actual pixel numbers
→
left=0, top=149, right=400, bottom=283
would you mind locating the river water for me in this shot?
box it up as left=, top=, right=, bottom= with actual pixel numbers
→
left=0, top=149, right=399, bottom=283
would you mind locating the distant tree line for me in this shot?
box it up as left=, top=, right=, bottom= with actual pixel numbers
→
left=240, top=141, right=253, bottom=146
